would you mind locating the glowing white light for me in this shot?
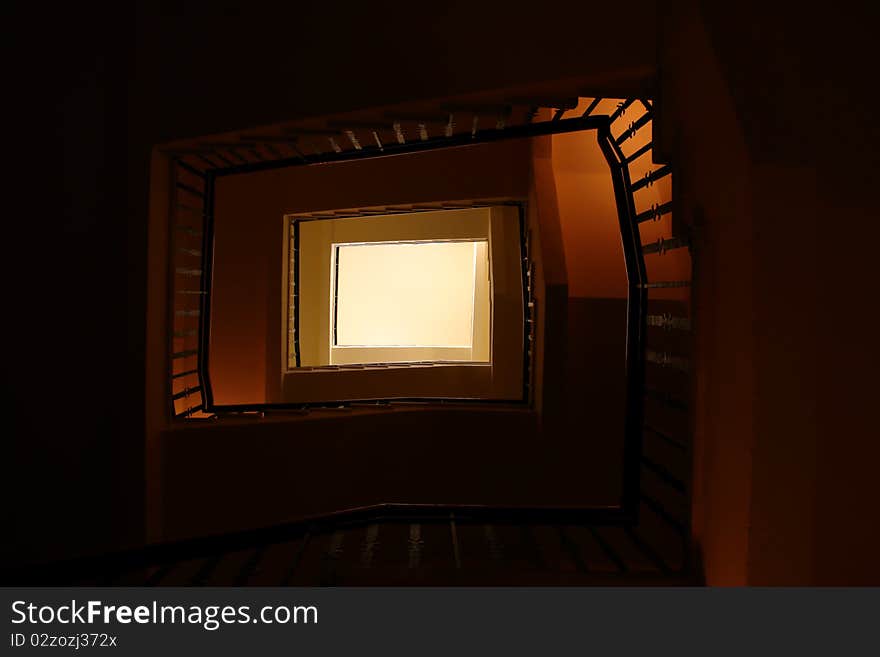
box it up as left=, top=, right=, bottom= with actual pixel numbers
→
left=334, top=240, right=481, bottom=348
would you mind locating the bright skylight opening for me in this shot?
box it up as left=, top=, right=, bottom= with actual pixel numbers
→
left=334, top=240, right=482, bottom=348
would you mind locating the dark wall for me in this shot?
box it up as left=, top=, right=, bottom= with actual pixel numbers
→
left=564, top=298, right=629, bottom=498
left=698, top=0, right=879, bottom=585
left=137, top=0, right=658, bottom=143
left=7, top=2, right=143, bottom=564
left=159, top=407, right=619, bottom=541
left=659, top=0, right=880, bottom=584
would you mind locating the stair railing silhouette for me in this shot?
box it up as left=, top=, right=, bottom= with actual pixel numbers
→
left=141, top=94, right=695, bottom=583
left=604, top=98, right=694, bottom=575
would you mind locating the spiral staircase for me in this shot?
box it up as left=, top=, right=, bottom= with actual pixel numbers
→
left=12, top=92, right=698, bottom=586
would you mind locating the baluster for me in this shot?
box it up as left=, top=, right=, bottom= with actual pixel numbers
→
left=393, top=121, right=405, bottom=144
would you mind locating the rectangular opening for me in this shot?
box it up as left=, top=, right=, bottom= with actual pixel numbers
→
left=282, top=204, right=524, bottom=401
left=331, top=240, right=489, bottom=365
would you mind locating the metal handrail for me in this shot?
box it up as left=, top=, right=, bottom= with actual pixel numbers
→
left=158, top=95, right=692, bottom=576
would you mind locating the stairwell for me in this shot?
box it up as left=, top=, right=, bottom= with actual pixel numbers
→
left=6, top=88, right=700, bottom=586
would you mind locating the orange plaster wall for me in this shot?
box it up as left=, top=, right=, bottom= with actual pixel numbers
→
left=528, top=134, right=568, bottom=427
left=550, top=125, right=628, bottom=299
left=548, top=97, right=688, bottom=303
left=543, top=110, right=646, bottom=502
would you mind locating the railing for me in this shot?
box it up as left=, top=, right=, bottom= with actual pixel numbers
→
left=168, top=158, right=211, bottom=419
left=6, top=505, right=699, bottom=586
left=593, top=98, right=693, bottom=574
left=166, top=108, right=623, bottom=418
left=150, top=94, right=695, bottom=581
